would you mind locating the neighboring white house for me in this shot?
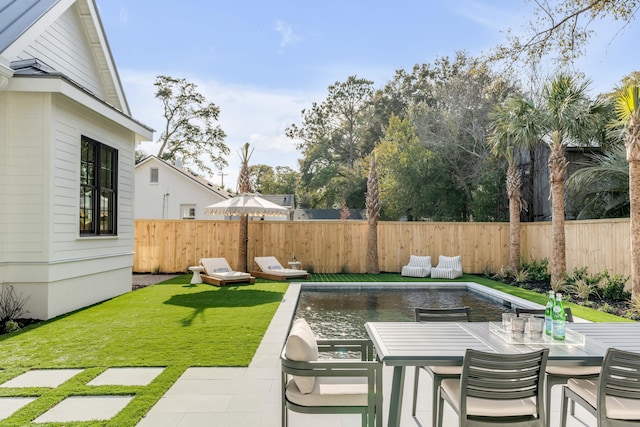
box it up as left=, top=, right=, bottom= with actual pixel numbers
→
left=0, top=0, right=153, bottom=320
left=135, top=156, right=231, bottom=219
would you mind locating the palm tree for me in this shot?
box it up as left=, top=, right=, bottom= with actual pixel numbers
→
left=366, top=155, right=380, bottom=274
left=566, top=145, right=629, bottom=219
left=237, top=143, right=253, bottom=272
left=615, top=85, right=640, bottom=298
left=488, top=97, right=542, bottom=273
left=541, top=75, right=608, bottom=284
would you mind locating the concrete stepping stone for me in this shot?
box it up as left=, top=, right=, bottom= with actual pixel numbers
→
left=33, top=395, right=133, bottom=423
left=88, top=367, right=165, bottom=386
left=0, top=397, right=36, bottom=420
left=0, top=369, right=84, bottom=388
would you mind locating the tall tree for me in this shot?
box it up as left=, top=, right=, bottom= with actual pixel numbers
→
left=543, top=75, right=609, bottom=283
left=366, top=156, right=380, bottom=274
left=614, top=84, right=640, bottom=297
left=154, top=75, right=228, bottom=175
left=488, top=97, right=542, bottom=272
left=237, top=143, right=253, bottom=272
left=286, top=76, right=374, bottom=208
left=493, top=0, right=640, bottom=63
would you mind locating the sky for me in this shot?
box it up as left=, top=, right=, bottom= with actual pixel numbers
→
left=95, top=0, right=640, bottom=191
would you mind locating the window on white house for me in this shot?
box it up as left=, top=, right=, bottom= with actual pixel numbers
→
left=150, top=167, right=159, bottom=183
left=80, top=136, right=117, bottom=236
left=181, top=205, right=196, bottom=220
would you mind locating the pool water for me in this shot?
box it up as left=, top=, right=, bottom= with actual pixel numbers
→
left=295, top=287, right=514, bottom=339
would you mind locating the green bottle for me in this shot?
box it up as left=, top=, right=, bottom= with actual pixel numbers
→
left=552, top=292, right=566, bottom=340
left=545, top=290, right=555, bottom=336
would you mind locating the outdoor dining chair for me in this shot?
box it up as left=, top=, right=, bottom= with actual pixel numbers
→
left=281, top=318, right=382, bottom=427
left=561, top=347, right=640, bottom=427
left=517, top=307, right=601, bottom=426
left=437, top=348, right=549, bottom=427
left=412, top=307, right=471, bottom=427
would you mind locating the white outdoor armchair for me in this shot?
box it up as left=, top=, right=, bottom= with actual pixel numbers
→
left=281, top=318, right=382, bottom=427
left=401, top=255, right=431, bottom=278
left=430, top=255, right=463, bottom=279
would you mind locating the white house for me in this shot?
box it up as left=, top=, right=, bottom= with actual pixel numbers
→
left=135, top=156, right=231, bottom=220
left=0, top=0, right=153, bottom=320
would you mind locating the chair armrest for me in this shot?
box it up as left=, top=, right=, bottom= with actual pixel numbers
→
left=316, top=339, right=374, bottom=361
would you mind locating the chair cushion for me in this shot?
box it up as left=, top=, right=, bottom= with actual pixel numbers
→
left=285, top=377, right=369, bottom=407
left=545, top=365, right=600, bottom=377
left=401, top=266, right=429, bottom=278
left=424, top=365, right=462, bottom=376
left=568, top=378, right=640, bottom=420
left=213, top=267, right=230, bottom=273
left=440, top=378, right=538, bottom=417
left=285, top=319, right=318, bottom=394
left=268, top=265, right=283, bottom=270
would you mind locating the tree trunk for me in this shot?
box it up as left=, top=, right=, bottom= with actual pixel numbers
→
left=366, top=156, right=380, bottom=274
left=627, top=112, right=640, bottom=298
left=238, top=214, right=248, bottom=272
left=507, top=163, right=521, bottom=273
left=549, top=138, right=569, bottom=285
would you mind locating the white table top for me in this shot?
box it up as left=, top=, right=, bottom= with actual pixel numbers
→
left=365, top=321, right=620, bottom=366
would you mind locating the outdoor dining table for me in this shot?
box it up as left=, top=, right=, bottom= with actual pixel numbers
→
left=365, top=321, right=640, bottom=427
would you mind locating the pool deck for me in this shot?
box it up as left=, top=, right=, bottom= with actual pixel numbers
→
left=135, top=282, right=595, bottom=427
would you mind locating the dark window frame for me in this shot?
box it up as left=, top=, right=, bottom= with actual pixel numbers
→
left=80, top=136, right=118, bottom=236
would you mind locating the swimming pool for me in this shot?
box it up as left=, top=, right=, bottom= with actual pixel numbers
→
left=293, top=282, right=541, bottom=339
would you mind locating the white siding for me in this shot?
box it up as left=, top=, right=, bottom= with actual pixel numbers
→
left=134, top=158, right=229, bottom=220
left=18, top=5, right=106, bottom=100
left=4, top=92, right=50, bottom=262
left=0, top=92, right=7, bottom=276
left=51, top=94, right=135, bottom=262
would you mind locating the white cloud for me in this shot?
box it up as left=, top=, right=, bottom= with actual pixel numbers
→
left=120, top=69, right=316, bottom=191
left=119, top=7, right=128, bottom=24
left=274, top=20, right=302, bottom=51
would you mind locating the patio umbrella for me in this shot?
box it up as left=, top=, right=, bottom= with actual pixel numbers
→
left=204, top=194, right=289, bottom=272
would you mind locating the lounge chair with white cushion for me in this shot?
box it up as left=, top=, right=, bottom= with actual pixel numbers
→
left=401, top=255, right=432, bottom=277
left=200, top=257, right=255, bottom=286
left=430, top=255, right=463, bottom=279
left=252, top=256, right=311, bottom=281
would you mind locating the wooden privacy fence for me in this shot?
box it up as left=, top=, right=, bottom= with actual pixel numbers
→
left=133, top=218, right=631, bottom=277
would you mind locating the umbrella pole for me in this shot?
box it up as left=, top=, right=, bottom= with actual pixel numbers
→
left=239, top=214, right=248, bottom=272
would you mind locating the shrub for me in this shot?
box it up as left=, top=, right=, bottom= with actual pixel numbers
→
left=492, top=265, right=511, bottom=281
left=0, top=283, right=29, bottom=322
left=513, top=269, right=530, bottom=284
left=520, top=258, right=550, bottom=283
left=566, top=278, right=600, bottom=300
left=600, top=271, right=631, bottom=301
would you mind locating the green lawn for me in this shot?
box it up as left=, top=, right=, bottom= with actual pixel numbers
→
left=0, top=276, right=288, bottom=426
left=0, top=272, right=629, bottom=426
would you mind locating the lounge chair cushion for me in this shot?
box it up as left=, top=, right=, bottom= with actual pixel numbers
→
left=285, top=376, right=369, bottom=407
left=401, top=255, right=431, bottom=277
left=568, top=378, right=640, bottom=420
left=441, top=378, right=538, bottom=417
left=254, top=256, right=309, bottom=277
left=200, top=258, right=252, bottom=280
left=431, top=255, right=463, bottom=279
left=285, top=319, right=318, bottom=394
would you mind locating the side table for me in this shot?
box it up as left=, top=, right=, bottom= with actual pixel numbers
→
left=287, top=261, right=301, bottom=270
left=188, top=266, right=205, bottom=284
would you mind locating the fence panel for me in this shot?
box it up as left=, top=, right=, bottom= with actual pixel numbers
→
left=133, top=218, right=632, bottom=279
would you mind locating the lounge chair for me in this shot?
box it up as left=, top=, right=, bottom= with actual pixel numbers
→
left=401, top=255, right=432, bottom=277
left=200, top=258, right=256, bottom=286
left=252, top=256, right=311, bottom=281
left=430, top=255, right=463, bottom=279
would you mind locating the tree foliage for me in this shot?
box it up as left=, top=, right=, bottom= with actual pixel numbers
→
left=286, top=76, right=374, bottom=208
left=248, top=164, right=299, bottom=195
left=492, top=0, right=640, bottom=63
left=154, top=75, right=228, bottom=175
